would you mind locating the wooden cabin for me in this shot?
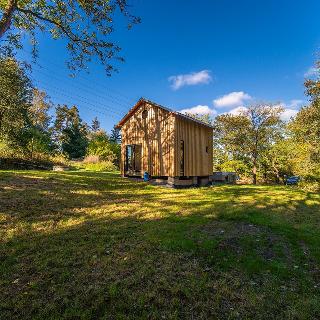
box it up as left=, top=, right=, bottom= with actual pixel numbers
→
left=116, top=98, right=213, bottom=186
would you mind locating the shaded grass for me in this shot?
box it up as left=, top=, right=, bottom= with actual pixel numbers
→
left=0, top=170, right=320, bottom=319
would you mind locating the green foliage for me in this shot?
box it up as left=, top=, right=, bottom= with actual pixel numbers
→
left=0, top=0, right=140, bottom=74
left=86, top=130, right=120, bottom=168
left=218, top=159, right=251, bottom=176
left=25, top=88, right=54, bottom=158
left=305, top=60, right=320, bottom=101
left=213, top=104, right=284, bottom=184
left=87, top=130, right=115, bottom=161
left=53, top=105, right=88, bottom=159
left=0, top=139, right=14, bottom=157
left=110, top=125, right=121, bottom=143
left=286, top=59, right=320, bottom=185
left=29, top=88, right=52, bottom=131
left=62, top=126, right=88, bottom=159
left=0, top=56, right=33, bottom=150
left=25, top=126, right=53, bottom=159
left=83, top=161, right=116, bottom=172
left=91, top=116, right=100, bottom=133
left=184, top=112, right=213, bottom=125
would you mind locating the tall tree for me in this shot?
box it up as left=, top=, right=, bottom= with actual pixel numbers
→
left=53, top=105, right=88, bottom=158
left=213, top=104, right=284, bottom=184
left=0, top=0, right=140, bottom=74
left=29, top=88, right=52, bottom=130
left=26, top=88, right=53, bottom=158
left=305, top=61, right=320, bottom=102
left=110, top=125, right=121, bottom=143
left=91, top=116, right=101, bottom=133
left=289, top=60, right=320, bottom=172
left=244, top=105, right=284, bottom=184
left=0, top=56, right=33, bottom=150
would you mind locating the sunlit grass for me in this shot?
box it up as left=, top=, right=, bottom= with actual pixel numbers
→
left=0, top=170, right=320, bottom=319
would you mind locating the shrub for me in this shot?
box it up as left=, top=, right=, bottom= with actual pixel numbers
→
left=86, top=131, right=120, bottom=168
left=49, top=154, right=70, bottom=166
left=83, top=161, right=116, bottom=172
left=83, top=155, right=100, bottom=164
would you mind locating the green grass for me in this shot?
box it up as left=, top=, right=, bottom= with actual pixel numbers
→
left=1, top=170, right=320, bottom=319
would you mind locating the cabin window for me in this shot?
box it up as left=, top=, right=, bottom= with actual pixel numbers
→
left=180, top=140, right=184, bottom=176
left=206, top=146, right=208, bottom=153
left=142, top=110, right=148, bottom=119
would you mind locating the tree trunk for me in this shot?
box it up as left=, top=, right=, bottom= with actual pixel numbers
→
left=273, top=166, right=280, bottom=184
left=0, top=0, right=17, bottom=39
left=252, top=157, right=257, bottom=185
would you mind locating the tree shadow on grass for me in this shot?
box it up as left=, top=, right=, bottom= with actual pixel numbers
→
left=1, top=171, right=320, bottom=319
left=1, top=211, right=320, bottom=320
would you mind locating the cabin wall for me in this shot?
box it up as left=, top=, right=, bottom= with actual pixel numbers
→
left=174, top=116, right=213, bottom=177
left=120, top=102, right=175, bottom=177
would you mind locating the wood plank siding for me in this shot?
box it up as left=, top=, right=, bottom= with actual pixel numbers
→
left=174, top=116, right=213, bottom=177
left=120, top=101, right=175, bottom=177
left=118, top=99, right=213, bottom=178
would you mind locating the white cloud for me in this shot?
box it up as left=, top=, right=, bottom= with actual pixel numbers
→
left=223, top=103, right=299, bottom=121
left=168, top=70, right=212, bottom=90
left=224, top=106, right=248, bottom=115
left=304, top=67, right=318, bottom=78
left=276, top=100, right=302, bottom=121
left=287, top=99, right=303, bottom=108
left=213, top=91, right=252, bottom=108
left=280, top=109, right=299, bottom=121
left=179, top=105, right=217, bottom=116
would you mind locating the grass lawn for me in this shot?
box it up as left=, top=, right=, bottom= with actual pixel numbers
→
left=1, top=170, right=320, bottom=319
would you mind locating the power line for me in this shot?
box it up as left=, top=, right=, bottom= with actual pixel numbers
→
left=30, top=65, right=132, bottom=112
left=20, top=47, right=138, bottom=105
left=30, top=76, right=127, bottom=118
left=30, top=78, right=127, bottom=122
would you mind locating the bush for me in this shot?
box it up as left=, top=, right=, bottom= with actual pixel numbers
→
left=83, top=161, right=116, bottom=172
left=299, top=181, right=320, bottom=192
left=218, top=160, right=251, bottom=177
left=49, top=154, right=70, bottom=166
left=76, top=155, right=116, bottom=172
left=83, top=155, right=100, bottom=164
left=86, top=131, right=120, bottom=168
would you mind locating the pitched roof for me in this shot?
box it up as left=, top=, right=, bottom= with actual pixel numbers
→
left=116, top=98, right=213, bottom=129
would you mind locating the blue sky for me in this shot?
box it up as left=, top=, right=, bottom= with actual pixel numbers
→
left=18, top=0, right=320, bottom=132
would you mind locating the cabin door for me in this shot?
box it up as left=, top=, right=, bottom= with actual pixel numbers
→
left=125, top=144, right=142, bottom=176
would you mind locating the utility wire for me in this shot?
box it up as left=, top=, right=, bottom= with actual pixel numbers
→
left=30, top=65, right=132, bottom=112
left=20, top=47, right=138, bottom=105
left=29, top=73, right=128, bottom=117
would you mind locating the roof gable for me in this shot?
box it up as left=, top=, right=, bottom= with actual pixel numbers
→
left=116, top=98, right=213, bottom=129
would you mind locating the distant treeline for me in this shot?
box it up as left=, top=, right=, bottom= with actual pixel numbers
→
left=187, top=62, right=320, bottom=189
left=0, top=56, right=121, bottom=170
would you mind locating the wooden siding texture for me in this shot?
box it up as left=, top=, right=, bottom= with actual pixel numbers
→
left=120, top=102, right=213, bottom=177
left=121, top=102, right=175, bottom=176
left=174, top=116, right=213, bottom=177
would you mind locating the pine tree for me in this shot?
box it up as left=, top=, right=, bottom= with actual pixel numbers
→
left=110, top=125, right=121, bottom=143
left=53, top=105, right=88, bottom=158
left=91, top=117, right=100, bottom=132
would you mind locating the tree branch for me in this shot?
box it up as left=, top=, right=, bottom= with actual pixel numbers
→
left=0, top=0, right=17, bottom=38
left=16, top=6, right=81, bottom=44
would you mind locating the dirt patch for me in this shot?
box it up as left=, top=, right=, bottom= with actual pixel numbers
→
left=200, top=221, right=293, bottom=263
left=300, top=241, right=320, bottom=281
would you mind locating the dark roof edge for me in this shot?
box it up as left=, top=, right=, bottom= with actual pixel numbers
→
left=116, top=97, right=214, bottom=129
